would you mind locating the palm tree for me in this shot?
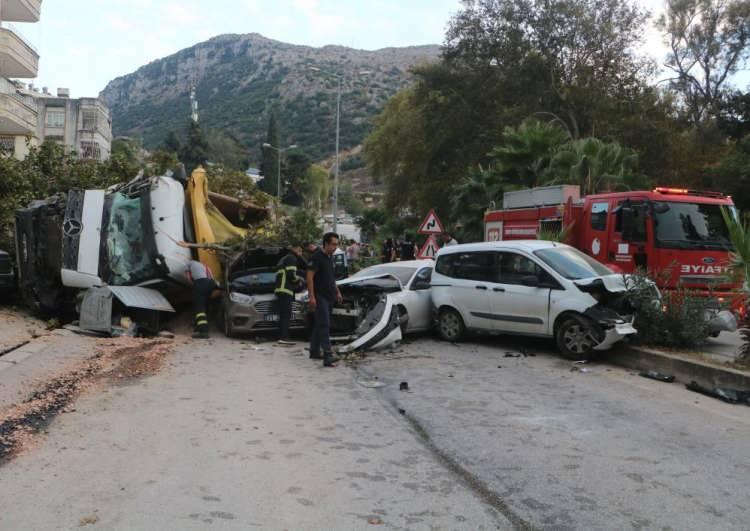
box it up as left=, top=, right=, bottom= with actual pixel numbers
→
left=721, top=207, right=750, bottom=361
left=547, top=138, right=643, bottom=195
left=451, top=164, right=506, bottom=243
left=489, top=120, right=570, bottom=189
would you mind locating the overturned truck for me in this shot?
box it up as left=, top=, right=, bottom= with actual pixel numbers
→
left=15, top=168, right=268, bottom=315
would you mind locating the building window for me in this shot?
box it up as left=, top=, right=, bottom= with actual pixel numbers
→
left=45, top=136, right=64, bottom=145
left=82, top=110, right=97, bottom=130
left=45, top=110, right=65, bottom=129
left=80, top=141, right=101, bottom=160
left=0, top=136, right=15, bottom=155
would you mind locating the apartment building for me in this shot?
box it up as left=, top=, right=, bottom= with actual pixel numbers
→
left=32, top=89, right=112, bottom=160
left=0, top=0, right=41, bottom=158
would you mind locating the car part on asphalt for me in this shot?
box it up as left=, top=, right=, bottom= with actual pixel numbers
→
left=685, top=381, right=750, bottom=405
left=639, top=370, right=676, bottom=383
left=399, top=381, right=409, bottom=391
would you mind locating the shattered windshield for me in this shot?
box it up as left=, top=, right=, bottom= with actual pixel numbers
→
left=653, top=202, right=735, bottom=250
left=534, top=247, right=612, bottom=280
left=104, top=192, right=160, bottom=285
left=350, top=266, right=417, bottom=286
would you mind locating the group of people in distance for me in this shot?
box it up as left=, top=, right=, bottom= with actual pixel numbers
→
left=381, top=231, right=458, bottom=263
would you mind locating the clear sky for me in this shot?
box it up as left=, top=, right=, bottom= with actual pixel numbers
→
left=18, top=0, right=684, bottom=98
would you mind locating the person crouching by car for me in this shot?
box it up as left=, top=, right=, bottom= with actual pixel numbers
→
left=307, top=232, right=344, bottom=367
left=186, top=260, right=220, bottom=339
left=275, top=245, right=305, bottom=346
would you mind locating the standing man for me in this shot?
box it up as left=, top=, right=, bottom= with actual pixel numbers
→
left=186, top=259, right=219, bottom=339
left=275, top=245, right=304, bottom=346
left=400, top=234, right=418, bottom=261
left=442, top=232, right=459, bottom=247
left=307, top=232, right=343, bottom=367
left=346, top=240, right=360, bottom=272
left=382, top=238, right=395, bottom=263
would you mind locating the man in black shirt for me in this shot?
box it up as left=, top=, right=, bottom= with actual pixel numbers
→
left=307, top=232, right=343, bottom=367
left=275, top=245, right=304, bottom=346
left=400, top=233, right=418, bottom=261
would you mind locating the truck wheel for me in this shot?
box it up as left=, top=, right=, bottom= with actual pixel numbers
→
left=555, top=318, right=597, bottom=361
left=439, top=308, right=465, bottom=342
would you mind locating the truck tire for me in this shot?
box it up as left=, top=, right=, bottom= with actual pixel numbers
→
left=555, top=317, right=598, bottom=361
left=438, top=308, right=466, bottom=342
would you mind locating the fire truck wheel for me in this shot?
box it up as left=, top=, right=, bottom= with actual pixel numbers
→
left=438, top=308, right=466, bottom=342
left=556, top=317, right=597, bottom=361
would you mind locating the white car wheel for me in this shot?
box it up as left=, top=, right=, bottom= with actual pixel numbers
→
left=556, top=318, right=597, bottom=360
left=439, top=308, right=465, bottom=342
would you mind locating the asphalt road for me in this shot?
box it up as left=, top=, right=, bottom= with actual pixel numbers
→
left=1, top=331, right=749, bottom=530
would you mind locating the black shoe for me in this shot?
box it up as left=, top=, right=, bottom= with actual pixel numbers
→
left=309, top=352, right=323, bottom=360
left=192, top=331, right=209, bottom=339
left=323, top=352, right=340, bottom=367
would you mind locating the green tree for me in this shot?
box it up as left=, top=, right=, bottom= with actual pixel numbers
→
left=489, top=120, right=570, bottom=188
left=355, top=208, right=387, bottom=243
left=547, top=138, right=644, bottom=195
left=180, top=119, right=209, bottom=173
left=450, top=164, right=506, bottom=243
left=161, top=130, right=182, bottom=154
left=205, top=129, right=247, bottom=170
left=260, top=111, right=281, bottom=196
left=298, top=164, right=330, bottom=213
left=658, top=0, right=750, bottom=127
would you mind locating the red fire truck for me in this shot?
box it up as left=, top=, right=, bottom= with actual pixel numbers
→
left=484, top=185, right=742, bottom=333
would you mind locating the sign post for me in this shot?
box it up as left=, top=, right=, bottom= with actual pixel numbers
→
left=417, top=209, right=445, bottom=259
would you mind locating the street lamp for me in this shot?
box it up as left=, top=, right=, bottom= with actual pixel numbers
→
left=307, top=66, right=371, bottom=232
left=262, top=142, right=297, bottom=201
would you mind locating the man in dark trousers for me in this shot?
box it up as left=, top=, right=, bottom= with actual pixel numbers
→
left=275, top=245, right=304, bottom=346
left=307, top=232, right=343, bottom=367
left=186, top=259, right=219, bottom=339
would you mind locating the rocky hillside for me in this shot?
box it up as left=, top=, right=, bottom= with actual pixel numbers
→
left=100, top=33, right=439, bottom=162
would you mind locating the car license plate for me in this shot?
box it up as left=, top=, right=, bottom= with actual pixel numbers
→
left=265, top=314, right=280, bottom=322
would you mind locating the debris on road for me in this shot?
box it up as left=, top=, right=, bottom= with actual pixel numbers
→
left=357, top=378, right=386, bottom=389
left=399, top=382, right=409, bottom=391
left=639, top=370, right=676, bottom=383
left=0, top=338, right=174, bottom=463
left=685, top=381, right=750, bottom=405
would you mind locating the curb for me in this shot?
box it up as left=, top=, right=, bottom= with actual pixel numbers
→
left=603, top=344, right=750, bottom=391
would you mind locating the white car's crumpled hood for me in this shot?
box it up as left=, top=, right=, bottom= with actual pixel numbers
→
left=573, top=274, right=628, bottom=293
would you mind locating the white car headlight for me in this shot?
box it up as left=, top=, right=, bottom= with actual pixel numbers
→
left=229, top=292, right=254, bottom=304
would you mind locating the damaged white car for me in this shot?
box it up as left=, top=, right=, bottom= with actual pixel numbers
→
left=431, top=241, right=640, bottom=360
left=321, top=260, right=435, bottom=353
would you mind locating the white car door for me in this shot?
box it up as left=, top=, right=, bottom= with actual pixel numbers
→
left=487, top=252, right=553, bottom=336
left=403, top=267, right=433, bottom=331
left=443, top=251, right=499, bottom=330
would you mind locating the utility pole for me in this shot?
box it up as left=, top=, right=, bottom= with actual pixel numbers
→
left=333, top=76, right=341, bottom=233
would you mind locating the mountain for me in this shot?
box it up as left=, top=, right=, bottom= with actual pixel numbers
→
left=100, top=33, right=440, bottom=164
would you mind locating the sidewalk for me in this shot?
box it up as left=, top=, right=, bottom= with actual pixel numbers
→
left=604, top=331, right=750, bottom=394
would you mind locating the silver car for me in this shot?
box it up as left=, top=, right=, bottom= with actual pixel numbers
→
left=221, top=247, right=306, bottom=337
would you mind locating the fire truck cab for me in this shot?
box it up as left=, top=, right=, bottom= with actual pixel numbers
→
left=484, top=185, right=741, bottom=334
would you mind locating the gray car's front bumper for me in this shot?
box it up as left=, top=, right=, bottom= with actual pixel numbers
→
left=224, top=294, right=307, bottom=334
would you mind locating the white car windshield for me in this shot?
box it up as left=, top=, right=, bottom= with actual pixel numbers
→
left=534, top=247, right=612, bottom=280
left=350, top=266, right=417, bottom=286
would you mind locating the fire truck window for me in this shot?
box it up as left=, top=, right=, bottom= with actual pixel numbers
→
left=615, top=202, right=647, bottom=241
left=591, top=202, right=609, bottom=231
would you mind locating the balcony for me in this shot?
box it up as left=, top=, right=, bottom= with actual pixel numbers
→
left=0, top=90, right=37, bottom=134
left=0, top=22, right=38, bottom=77
left=1, top=0, right=42, bottom=23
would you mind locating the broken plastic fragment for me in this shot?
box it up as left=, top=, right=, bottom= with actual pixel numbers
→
left=639, top=370, right=675, bottom=383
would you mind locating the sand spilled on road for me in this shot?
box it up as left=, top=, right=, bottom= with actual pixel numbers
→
left=0, top=337, right=174, bottom=463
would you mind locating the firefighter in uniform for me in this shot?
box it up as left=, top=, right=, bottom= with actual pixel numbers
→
left=186, top=259, right=219, bottom=339
left=275, top=245, right=304, bottom=345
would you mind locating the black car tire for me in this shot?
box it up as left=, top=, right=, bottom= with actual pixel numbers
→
left=555, top=317, right=598, bottom=361
left=222, top=307, right=236, bottom=338
left=438, top=308, right=466, bottom=342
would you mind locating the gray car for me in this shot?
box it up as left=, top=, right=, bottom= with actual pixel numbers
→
left=220, top=247, right=306, bottom=337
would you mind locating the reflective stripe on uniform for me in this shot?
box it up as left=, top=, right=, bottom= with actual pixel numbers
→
left=274, top=288, right=294, bottom=296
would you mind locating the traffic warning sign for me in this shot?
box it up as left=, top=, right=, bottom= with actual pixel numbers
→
left=417, top=234, right=441, bottom=259
left=418, top=209, right=445, bottom=235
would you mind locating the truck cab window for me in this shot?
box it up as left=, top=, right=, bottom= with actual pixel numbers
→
left=590, top=202, right=609, bottom=231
